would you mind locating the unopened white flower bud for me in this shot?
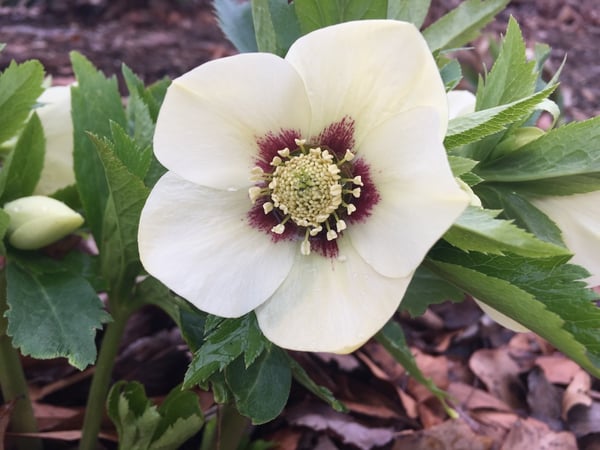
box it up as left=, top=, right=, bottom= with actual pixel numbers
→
left=4, top=196, right=84, bottom=250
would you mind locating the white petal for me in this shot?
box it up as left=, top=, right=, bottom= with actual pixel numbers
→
left=138, top=172, right=296, bottom=317
left=154, top=53, right=310, bottom=190
left=531, top=192, right=600, bottom=287
left=255, top=238, right=411, bottom=353
left=285, top=20, right=447, bottom=144
left=35, top=85, right=75, bottom=195
left=473, top=299, right=530, bottom=333
left=349, top=108, right=469, bottom=278
left=447, top=90, right=476, bottom=119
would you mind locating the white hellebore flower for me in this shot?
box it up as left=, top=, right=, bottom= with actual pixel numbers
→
left=4, top=196, right=84, bottom=250
left=35, top=85, right=75, bottom=195
left=530, top=193, right=600, bottom=288
left=138, top=20, right=469, bottom=353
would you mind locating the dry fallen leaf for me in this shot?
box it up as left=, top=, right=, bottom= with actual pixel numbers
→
left=392, top=419, right=493, bottom=450
left=500, top=418, right=577, bottom=450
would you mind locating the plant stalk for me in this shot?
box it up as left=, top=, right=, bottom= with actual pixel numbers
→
left=78, top=304, right=129, bottom=450
left=0, top=270, right=43, bottom=450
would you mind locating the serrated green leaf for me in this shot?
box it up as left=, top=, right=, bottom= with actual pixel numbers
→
left=448, top=155, right=478, bottom=177
left=285, top=353, right=347, bottom=412
left=90, top=134, right=149, bottom=298
left=444, top=206, right=571, bottom=258
left=0, top=60, right=44, bottom=144
left=476, top=116, right=600, bottom=182
left=422, top=0, right=509, bottom=52
left=295, top=0, right=387, bottom=34
left=475, top=184, right=564, bottom=246
left=122, top=64, right=166, bottom=123
left=126, top=95, right=154, bottom=154
left=5, top=259, right=110, bottom=370
left=476, top=17, right=537, bottom=110
left=183, top=313, right=268, bottom=388
left=71, top=51, right=127, bottom=244
left=215, top=0, right=258, bottom=53
left=268, top=0, right=302, bottom=55
left=251, top=0, right=278, bottom=54
left=499, top=174, right=600, bottom=197
left=426, top=247, right=600, bottom=376
left=109, top=121, right=152, bottom=181
left=440, top=59, right=462, bottom=91
left=0, top=113, right=45, bottom=203
left=150, top=387, right=204, bottom=450
left=387, top=0, right=430, bottom=27
left=445, top=83, right=556, bottom=150
left=400, top=265, right=464, bottom=317
left=376, top=321, right=452, bottom=408
left=225, top=347, right=291, bottom=424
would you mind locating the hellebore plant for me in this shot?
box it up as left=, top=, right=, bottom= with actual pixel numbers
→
left=138, top=20, right=469, bottom=353
left=3, top=1, right=600, bottom=449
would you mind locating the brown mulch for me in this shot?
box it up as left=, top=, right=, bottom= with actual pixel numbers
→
left=1, top=1, right=600, bottom=449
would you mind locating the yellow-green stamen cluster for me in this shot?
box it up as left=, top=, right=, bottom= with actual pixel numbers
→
left=249, top=139, right=363, bottom=255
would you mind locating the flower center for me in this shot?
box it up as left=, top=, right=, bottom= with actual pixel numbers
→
left=249, top=139, right=363, bottom=256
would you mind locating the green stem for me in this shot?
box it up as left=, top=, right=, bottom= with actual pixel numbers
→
left=78, top=305, right=130, bottom=450
left=0, top=271, right=43, bottom=450
left=217, top=403, right=251, bottom=450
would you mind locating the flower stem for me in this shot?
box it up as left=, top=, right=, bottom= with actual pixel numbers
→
left=215, top=403, right=251, bottom=450
left=78, top=304, right=130, bottom=450
left=0, top=271, right=43, bottom=450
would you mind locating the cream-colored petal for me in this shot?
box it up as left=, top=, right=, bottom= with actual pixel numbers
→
left=154, top=53, right=311, bottom=190
left=285, top=20, right=447, bottom=145
left=349, top=108, right=469, bottom=278
left=35, top=85, right=75, bottom=195
left=447, top=90, right=476, bottom=119
left=138, top=172, right=296, bottom=317
left=473, top=299, right=531, bottom=333
left=255, top=238, right=411, bottom=353
left=531, top=192, right=600, bottom=287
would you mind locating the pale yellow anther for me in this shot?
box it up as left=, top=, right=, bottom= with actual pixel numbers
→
left=277, top=148, right=290, bottom=158
left=321, top=150, right=334, bottom=161
left=300, top=239, right=311, bottom=256
left=250, top=167, right=264, bottom=182
left=270, top=156, right=282, bottom=166
left=309, top=226, right=322, bottom=236
left=271, top=223, right=285, bottom=234
left=262, top=202, right=274, bottom=214
left=346, top=204, right=357, bottom=215
left=326, top=229, right=338, bottom=241
left=336, top=220, right=347, bottom=232
left=268, top=179, right=277, bottom=189
left=353, top=175, right=363, bottom=186
left=328, top=164, right=340, bottom=175
left=330, top=185, right=342, bottom=196
left=316, top=213, right=329, bottom=223
left=342, top=150, right=355, bottom=162
left=294, top=138, right=306, bottom=147
left=248, top=186, right=263, bottom=204
left=351, top=187, right=361, bottom=198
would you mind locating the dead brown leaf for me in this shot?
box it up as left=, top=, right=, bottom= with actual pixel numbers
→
left=536, top=354, right=582, bottom=385
left=562, top=369, right=592, bottom=420
left=447, top=382, right=512, bottom=413
left=392, top=419, right=493, bottom=450
left=500, top=418, right=577, bottom=450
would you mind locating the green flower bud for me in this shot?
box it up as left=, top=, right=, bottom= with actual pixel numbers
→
left=494, top=127, right=545, bottom=157
left=4, top=196, right=84, bottom=250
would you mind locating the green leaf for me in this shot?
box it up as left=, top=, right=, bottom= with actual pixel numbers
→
left=295, top=0, right=387, bottom=34
left=0, top=113, right=45, bottom=203
left=252, top=0, right=277, bottom=54
left=90, top=134, right=149, bottom=298
left=225, top=346, right=291, bottom=424
left=476, top=17, right=538, bottom=110
left=445, top=84, right=557, bottom=150
left=71, top=51, right=127, bottom=244
left=183, top=313, right=268, bottom=388
left=109, top=121, right=152, bottom=181
left=285, top=353, right=347, bottom=412
left=387, top=0, right=430, bottom=27
left=376, top=321, right=453, bottom=410
left=122, top=64, right=167, bottom=123
left=0, top=209, right=10, bottom=255
left=448, top=155, right=478, bottom=178
left=440, top=59, right=462, bottom=92
left=422, top=0, right=509, bottom=52
left=444, top=206, right=571, bottom=258
left=400, top=265, right=464, bottom=316
left=474, top=184, right=564, bottom=246
left=214, top=0, right=258, bottom=53
left=0, top=60, right=44, bottom=144
left=426, top=248, right=600, bottom=376
left=5, top=259, right=110, bottom=370
left=500, top=174, right=600, bottom=197
left=476, top=116, right=600, bottom=182
left=126, top=94, right=155, bottom=154
left=107, top=381, right=203, bottom=450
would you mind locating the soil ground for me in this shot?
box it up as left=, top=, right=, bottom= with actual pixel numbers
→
left=1, top=1, right=600, bottom=449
